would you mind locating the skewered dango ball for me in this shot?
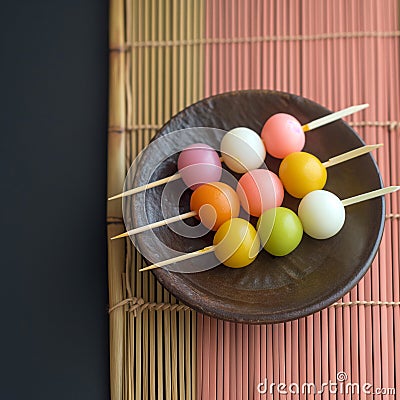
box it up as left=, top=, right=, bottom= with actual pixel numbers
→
left=279, top=152, right=327, bottom=198
left=220, top=127, right=266, bottom=173
left=298, top=190, right=345, bottom=239
left=236, top=169, right=284, bottom=217
left=190, top=182, right=241, bottom=231
left=257, top=207, right=303, bottom=256
left=261, top=113, right=305, bottom=159
left=177, top=143, right=222, bottom=190
left=213, top=218, right=261, bottom=268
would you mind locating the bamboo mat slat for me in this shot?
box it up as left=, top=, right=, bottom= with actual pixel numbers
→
left=107, top=1, right=400, bottom=399
left=108, top=1, right=204, bottom=399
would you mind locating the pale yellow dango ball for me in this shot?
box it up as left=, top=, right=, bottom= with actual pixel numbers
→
left=213, top=218, right=261, bottom=268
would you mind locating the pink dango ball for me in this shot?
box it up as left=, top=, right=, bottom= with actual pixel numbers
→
left=261, top=113, right=305, bottom=159
left=177, top=143, right=222, bottom=190
left=236, top=169, right=284, bottom=217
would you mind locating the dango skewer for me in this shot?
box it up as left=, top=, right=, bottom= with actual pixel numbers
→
left=111, top=182, right=240, bottom=240
left=139, top=217, right=260, bottom=272
left=109, top=104, right=368, bottom=200
left=139, top=186, right=399, bottom=271
left=261, top=103, right=369, bottom=159
left=108, top=143, right=223, bottom=200
left=279, top=143, right=383, bottom=198
left=108, top=130, right=265, bottom=201
left=298, top=186, right=400, bottom=239
left=257, top=185, right=399, bottom=256
left=234, top=144, right=381, bottom=218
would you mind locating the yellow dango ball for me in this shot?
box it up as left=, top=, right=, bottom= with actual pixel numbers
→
left=279, top=152, right=327, bottom=198
left=213, top=218, right=260, bottom=268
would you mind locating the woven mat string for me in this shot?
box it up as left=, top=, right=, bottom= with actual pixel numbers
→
left=332, top=300, right=400, bottom=307
left=108, top=121, right=400, bottom=133
left=125, top=30, right=400, bottom=48
left=109, top=296, right=192, bottom=316
left=109, top=297, right=400, bottom=316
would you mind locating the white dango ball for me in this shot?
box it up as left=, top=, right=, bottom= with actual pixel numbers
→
left=220, top=127, right=266, bottom=173
left=298, top=190, right=345, bottom=239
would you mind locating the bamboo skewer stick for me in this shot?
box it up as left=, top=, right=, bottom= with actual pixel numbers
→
left=341, top=186, right=399, bottom=207
left=108, top=173, right=181, bottom=200
left=321, top=143, right=382, bottom=168
left=303, top=104, right=369, bottom=132
left=108, top=104, right=369, bottom=201
left=140, top=245, right=215, bottom=272
left=111, top=211, right=197, bottom=240
left=138, top=186, right=399, bottom=273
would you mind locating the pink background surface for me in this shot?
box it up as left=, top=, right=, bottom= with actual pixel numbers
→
left=198, top=1, right=400, bottom=398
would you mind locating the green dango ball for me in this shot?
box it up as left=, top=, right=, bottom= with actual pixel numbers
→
left=256, top=207, right=303, bottom=256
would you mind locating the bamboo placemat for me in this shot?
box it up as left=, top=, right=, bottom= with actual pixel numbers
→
left=107, top=1, right=400, bottom=399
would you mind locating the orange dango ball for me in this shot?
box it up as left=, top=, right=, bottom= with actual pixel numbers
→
left=278, top=152, right=327, bottom=198
left=190, top=182, right=241, bottom=231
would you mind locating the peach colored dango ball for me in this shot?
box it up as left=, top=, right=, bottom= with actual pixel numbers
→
left=261, top=113, right=305, bottom=159
left=236, top=169, right=284, bottom=217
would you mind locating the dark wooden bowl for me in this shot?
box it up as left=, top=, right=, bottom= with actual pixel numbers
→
left=126, top=90, right=384, bottom=324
